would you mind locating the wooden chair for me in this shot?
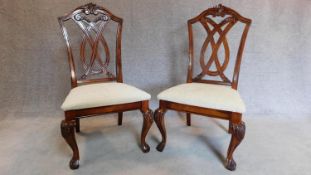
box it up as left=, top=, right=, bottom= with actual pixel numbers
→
left=58, top=3, right=153, bottom=169
left=154, top=4, right=251, bottom=171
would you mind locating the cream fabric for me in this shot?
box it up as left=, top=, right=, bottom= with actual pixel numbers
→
left=61, top=82, right=151, bottom=111
left=157, top=83, right=246, bottom=113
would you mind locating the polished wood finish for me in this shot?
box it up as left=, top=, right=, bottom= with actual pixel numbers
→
left=227, top=119, right=245, bottom=170
left=155, top=4, right=251, bottom=171
left=58, top=3, right=123, bottom=87
left=154, top=107, right=167, bottom=152
left=186, top=113, right=191, bottom=126
left=61, top=120, right=79, bottom=169
left=58, top=3, right=153, bottom=169
left=118, top=112, right=123, bottom=126
left=187, top=4, right=251, bottom=89
left=140, top=102, right=153, bottom=153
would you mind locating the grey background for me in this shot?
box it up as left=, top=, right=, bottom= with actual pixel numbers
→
left=0, top=0, right=311, bottom=118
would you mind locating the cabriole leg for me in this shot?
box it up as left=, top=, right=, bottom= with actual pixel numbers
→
left=61, top=120, right=80, bottom=170
left=154, top=108, right=167, bottom=152
left=226, top=120, right=245, bottom=171
left=140, top=109, right=153, bottom=153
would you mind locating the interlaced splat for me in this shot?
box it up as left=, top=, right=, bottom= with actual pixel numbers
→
left=73, top=13, right=113, bottom=80
left=59, top=3, right=124, bottom=88
left=194, top=16, right=237, bottom=83
left=188, top=4, right=252, bottom=89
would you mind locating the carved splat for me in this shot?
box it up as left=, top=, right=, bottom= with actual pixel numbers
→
left=59, top=3, right=123, bottom=88
left=188, top=4, right=251, bottom=89
left=196, top=16, right=237, bottom=83
left=74, top=11, right=113, bottom=79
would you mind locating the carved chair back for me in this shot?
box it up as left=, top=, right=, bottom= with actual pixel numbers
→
left=187, top=4, right=251, bottom=90
left=58, top=3, right=123, bottom=88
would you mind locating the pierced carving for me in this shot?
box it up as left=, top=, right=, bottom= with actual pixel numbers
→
left=141, top=109, right=153, bottom=153
left=226, top=121, right=245, bottom=171
left=73, top=10, right=113, bottom=80
left=194, top=13, right=237, bottom=83
left=58, top=3, right=122, bottom=87
left=189, top=4, right=251, bottom=88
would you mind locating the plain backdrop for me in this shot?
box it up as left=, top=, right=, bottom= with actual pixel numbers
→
left=0, top=0, right=310, bottom=118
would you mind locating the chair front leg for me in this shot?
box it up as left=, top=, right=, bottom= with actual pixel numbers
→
left=226, top=119, right=245, bottom=171
left=140, top=101, right=153, bottom=153
left=61, top=120, right=80, bottom=170
left=154, top=108, right=167, bottom=152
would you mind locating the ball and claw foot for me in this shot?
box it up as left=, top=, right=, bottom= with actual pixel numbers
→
left=141, top=144, right=150, bottom=153
left=156, top=142, right=165, bottom=152
left=226, top=159, right=236, bottom=171
left=225, top=120, right=245, bottom=171
left=70, top=159, right=80, bottom=170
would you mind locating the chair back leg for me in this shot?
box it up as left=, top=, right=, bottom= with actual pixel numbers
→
left=118, top=112, right=123, bottom=125
left=186, top=113, right=191, bottom=126
left=226, top=120, right=245, bottom=171
left=75, top=118, right=80, bottom=132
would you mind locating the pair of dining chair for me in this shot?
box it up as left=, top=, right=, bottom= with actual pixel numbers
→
left=58, top=3, right=251, bottom=171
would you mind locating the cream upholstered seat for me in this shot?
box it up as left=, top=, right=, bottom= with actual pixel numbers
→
left=62, top=82, right=151, bottom=111
left=157, top=83, right=245, bottom=113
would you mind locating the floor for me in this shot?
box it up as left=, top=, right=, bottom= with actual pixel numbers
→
left=0, top=111, right=310, bottom=175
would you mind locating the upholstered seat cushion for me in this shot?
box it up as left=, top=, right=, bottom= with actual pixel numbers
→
left=61, top=82, right=151, bottom=111
left=157, top=83, right=246, bottom=113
